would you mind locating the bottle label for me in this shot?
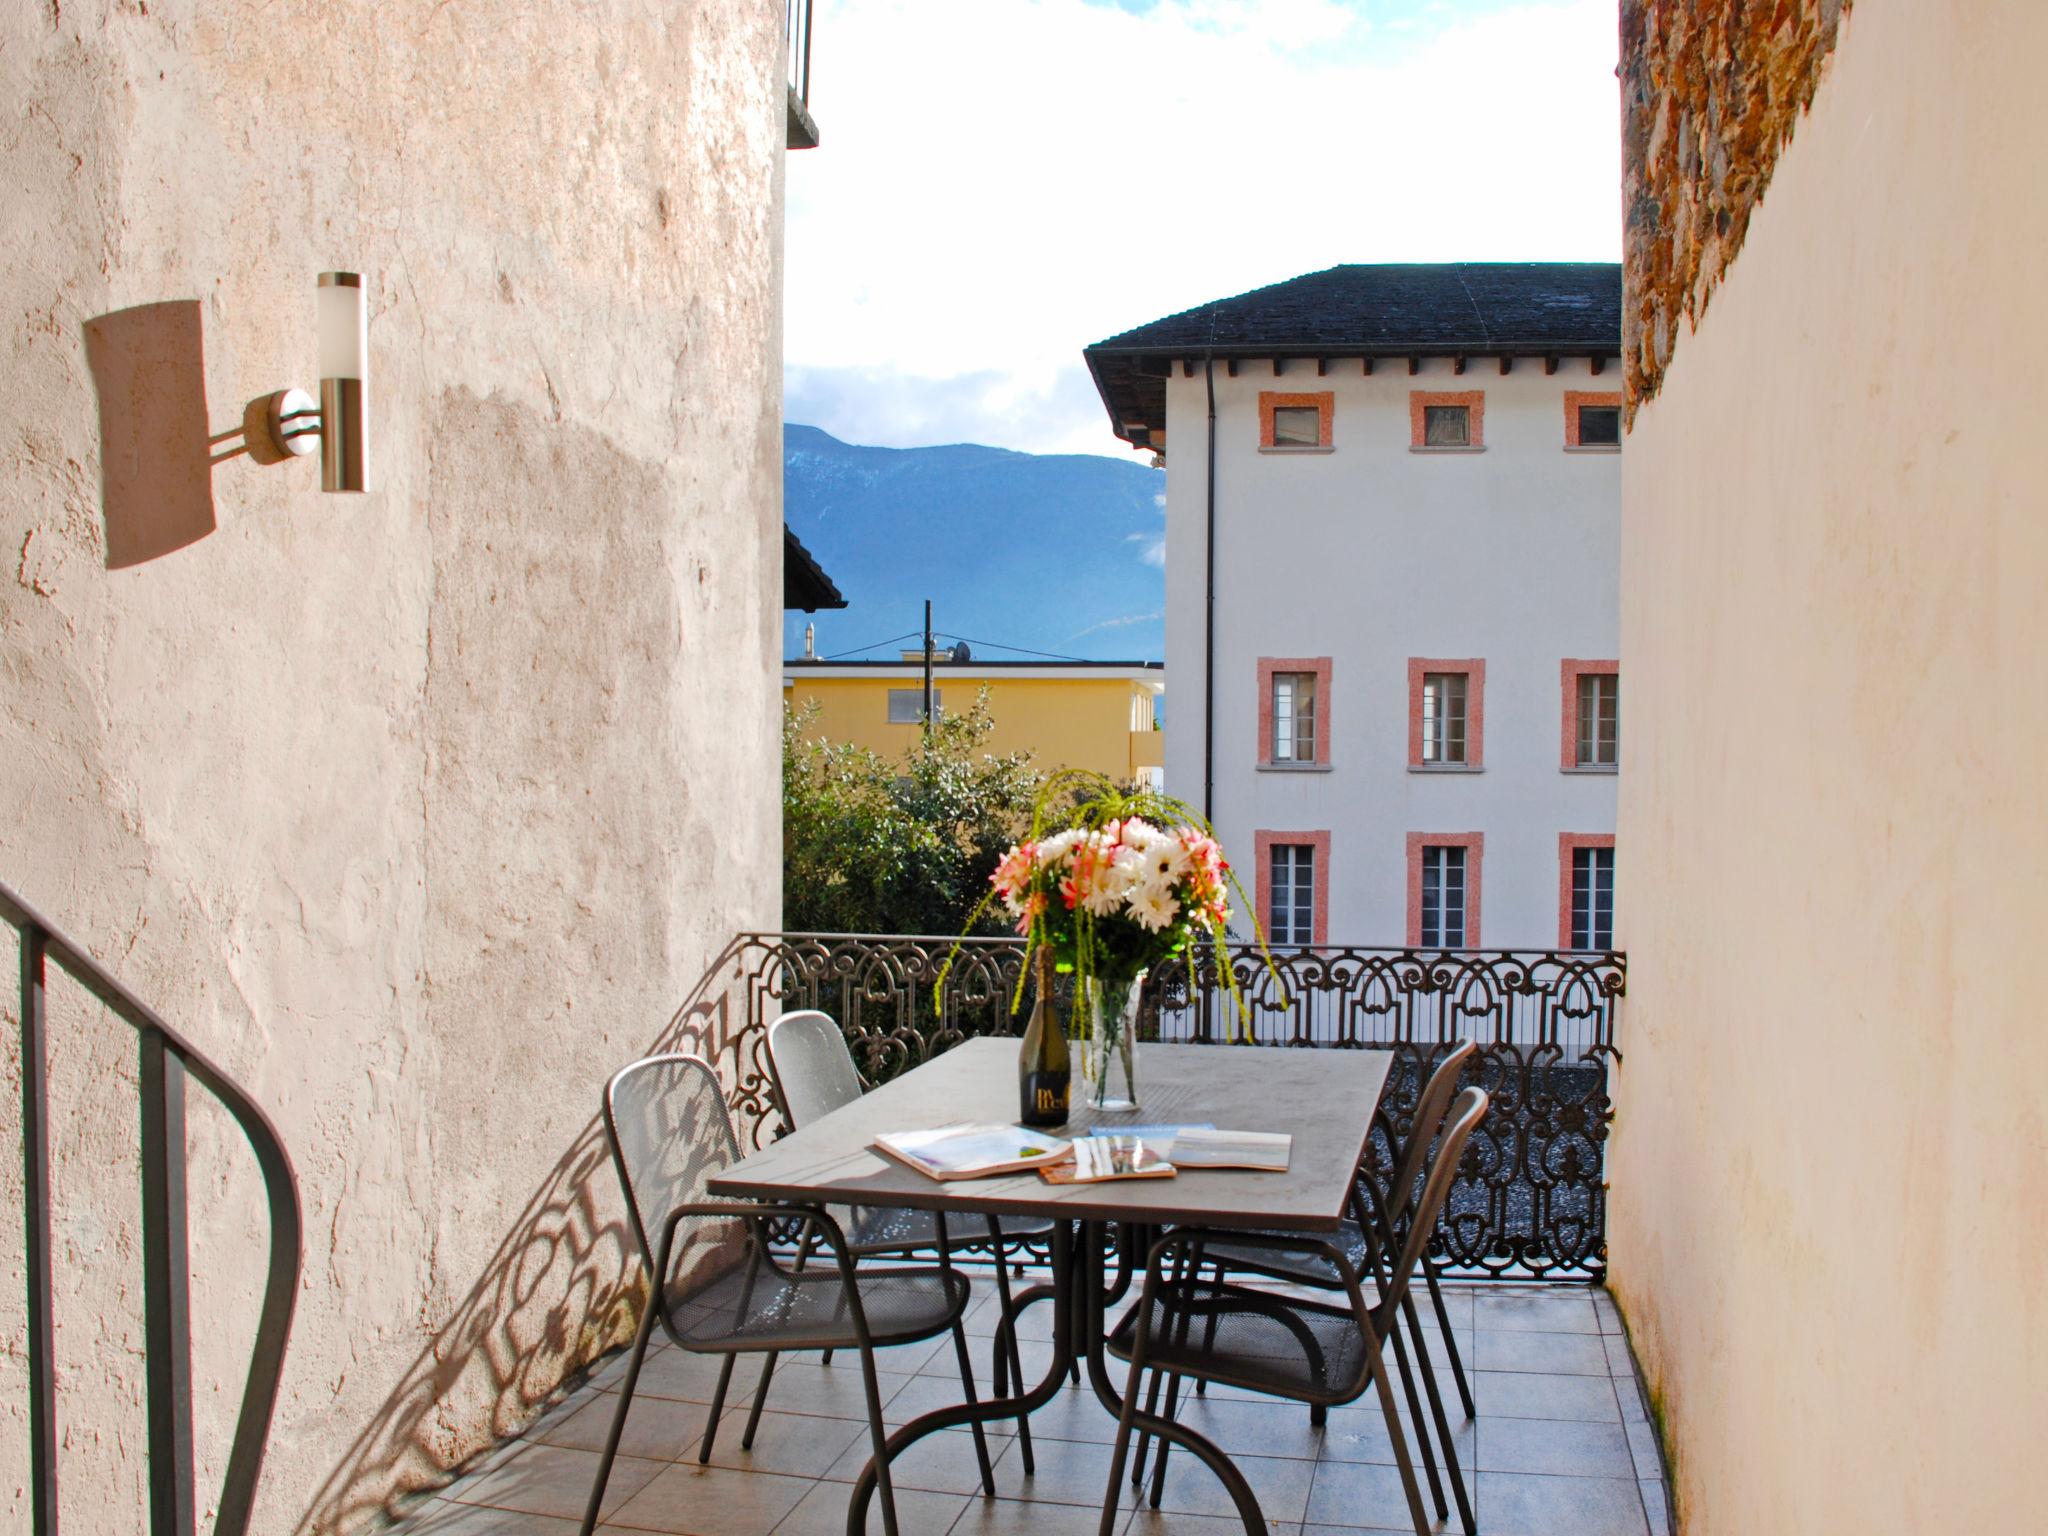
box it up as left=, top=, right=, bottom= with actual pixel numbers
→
left=1020, top=1070, right=1070, bottom=1128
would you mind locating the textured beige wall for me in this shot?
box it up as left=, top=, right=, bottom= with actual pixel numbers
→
left=0, top=2, right=786, bottom=1531
left=1611, top=5, right=2048, bottom=1530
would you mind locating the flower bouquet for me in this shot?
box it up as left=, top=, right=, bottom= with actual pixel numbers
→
left=940, top=771, right=1280, bottom=1113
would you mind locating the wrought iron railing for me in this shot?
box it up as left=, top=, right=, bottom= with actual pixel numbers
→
left=676, top=934, right=1623, bottom=1280
left=4, top=881, right=302, bottom=1536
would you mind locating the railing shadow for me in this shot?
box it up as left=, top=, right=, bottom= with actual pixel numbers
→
left=296, top=937, right=754, bottom=1534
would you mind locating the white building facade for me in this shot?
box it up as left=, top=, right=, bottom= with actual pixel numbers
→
left=1085, top=265, right=1621, bottom=951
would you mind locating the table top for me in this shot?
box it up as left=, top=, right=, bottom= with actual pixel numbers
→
left=710, top=1037, right=1392, bottom=1231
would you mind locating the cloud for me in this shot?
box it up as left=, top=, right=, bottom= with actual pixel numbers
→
left=787, top=0, right=1620, bottom=454
left=1066, top=609, right=1167, bottom=642
left=1125, top=531, right=1168, bottom=567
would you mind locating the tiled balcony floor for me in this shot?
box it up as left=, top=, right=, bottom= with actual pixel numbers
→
left=390, top=1283, right=1669, bottom=1536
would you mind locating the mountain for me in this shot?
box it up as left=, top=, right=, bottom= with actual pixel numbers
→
left=782, top=424, right=1166, bottom=663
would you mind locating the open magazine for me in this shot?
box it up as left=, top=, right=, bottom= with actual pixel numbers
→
left=872, top=1124, right=1072, bottom=1181
left=1039, top=1134, right=1176, bottom=1184
left=1164, top=1127, right=1293, bottom=1171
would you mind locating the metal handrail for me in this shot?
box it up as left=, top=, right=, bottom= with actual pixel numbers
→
left=5, top=880, right=303, bottom=1536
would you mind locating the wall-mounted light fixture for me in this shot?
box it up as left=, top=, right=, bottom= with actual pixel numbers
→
left=252, top=271, right=367, bottom=490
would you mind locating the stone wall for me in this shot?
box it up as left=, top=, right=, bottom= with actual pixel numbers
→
left=0, top=2, right=787, bottom=1530
left=1620, top=0, right=1851, bottom=414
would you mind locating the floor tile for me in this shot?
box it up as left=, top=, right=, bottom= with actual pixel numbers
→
left=1471, top=1293, right=1600, bottom=1336
left=1473, top=1329, right=1610, bottom=1377
left=1473, top=1371, right=1619, bottom=1423
left=541, top=1390, right=717, bottom=1461
left=627, top=1347, right=761, bottom=1407
left=1302, top=1458, right=1440, bottom=1532
left=1476, top=1417, right=1634, bottom=1479
left=821, top=1429, right=1003, bottom=1496
left=452, top=1443, right=664, bottom=1523
left=1624, top=1417, right=1663, bottom=1480
left=1614, top=1376, right=1649, bottom=1425
left=952, top=1494, right=1137, bottom=1536
left=767, top=1477, right=968, bottom=1536
left=603, top=1461, right=814, bottom=1536
left=704, top=1409, right=869, bottom=1478
left=997, top=1433, right=1318, bottom=1526
left=1166, top=1394, right=1328, bottom=1461
left=1316, top=1404, right=1474, bottom=1469
left=401, top=1499, right=586, bottom=1534
left=1478, top=1471, right=1649, bottom=1536
left=1130, top=1510, right=1298, bottom=1536
left=1602, top=1335, right=1636, bottom=1378
left=919, top=1337, right=1057, bottom=1393
left=883, top=1374, right=1024, bottom=1437
left=750, top=1359, right=918, bottom=1424
left=1640, top=1478, right=1671, bottom=1536
left=1590, top=1290, right=1626, bottom=1336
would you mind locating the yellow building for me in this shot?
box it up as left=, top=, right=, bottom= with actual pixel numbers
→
left=783, top=657, right=1166, bottom=786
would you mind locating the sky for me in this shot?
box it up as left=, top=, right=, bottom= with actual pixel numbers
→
left=784, top=0, right=1624, bottom=459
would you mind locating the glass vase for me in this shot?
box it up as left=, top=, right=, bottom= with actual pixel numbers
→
left=1077, top=968, right=1144, bottom=1113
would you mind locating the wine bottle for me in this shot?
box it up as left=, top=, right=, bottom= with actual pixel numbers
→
left=1019, top=945, right=1070, bottom=1128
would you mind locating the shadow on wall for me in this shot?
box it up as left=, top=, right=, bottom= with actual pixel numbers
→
left=296, top=939, right=753, bottom=1535
left=82, top=300, right=217, bottom=567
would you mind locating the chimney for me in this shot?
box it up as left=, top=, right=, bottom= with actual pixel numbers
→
left=803, top=622, right=816, bottom=659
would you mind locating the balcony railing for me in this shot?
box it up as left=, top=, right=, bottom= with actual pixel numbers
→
left=677, top=933, right=1624, bottom=1280
left=785, top=0, right=819, bottom=149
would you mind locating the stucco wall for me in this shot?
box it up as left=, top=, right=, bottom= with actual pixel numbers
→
left=1163, top=362, right=1619, bottom=947
left=1611, top=4, right=2048, bottom=1530
left=0, top=3, right=786, bottom=1531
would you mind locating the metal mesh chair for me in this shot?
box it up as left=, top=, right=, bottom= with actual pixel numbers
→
left=764, top=1010, right=1055, bottom=1467
left=578, top=1054, right=981, bottom=1536
left=1100, top=1087, right=1492, bottom=1536
left=1139, top=1042, right=1480, bottom=1532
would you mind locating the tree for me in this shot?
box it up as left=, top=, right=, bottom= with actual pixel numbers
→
left=782, top=691, right=1043, bottom=936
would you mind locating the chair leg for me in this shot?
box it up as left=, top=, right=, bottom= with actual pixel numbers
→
left=987, top=1221, right=1035, bottom=1474
left=1400, top=1288, right=1475, bottom=1536
left=1367, top=1342, right=1433, bottom=1536
left=698, top=1353, right=737, bottom=1464
left=949, top=1318, right=998, bottom=1498
left=1385, top=1302, right=1447, bottom=1520
left=741, top=1351, right=777, bottom=1450
left=1146, top=1369, right=1187, bottom=1508
left=1423, top=1254, right=1475, bottom=1419
left=855, top=1341, right=902, bottom=1536
left=1099, top=1364, right=1148, bottom=1536
left=577, top=1282, right=662, bottom=1536
left=821, top=1346, right=835, bottom=1365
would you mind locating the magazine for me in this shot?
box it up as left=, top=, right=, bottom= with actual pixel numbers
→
left=1164, top=1128, right=1293, bottom=1171
left=1039, top=1134, right=1176, bottom=1184
left=872, top=1124, right=1073, bottom=1181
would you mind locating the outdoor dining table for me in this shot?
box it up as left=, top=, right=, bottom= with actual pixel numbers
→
left=708, top=1036, right=1394, bottom=1536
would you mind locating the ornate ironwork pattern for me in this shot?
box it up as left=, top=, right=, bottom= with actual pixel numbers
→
left=690, top=935, right=1623, bottom=1280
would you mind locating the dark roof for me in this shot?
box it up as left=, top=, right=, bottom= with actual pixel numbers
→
left=783, top=526, right=847, bottom=612
left=1084, top=262, right=1622, bottom=448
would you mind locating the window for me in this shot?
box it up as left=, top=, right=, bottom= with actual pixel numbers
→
left=1268, top=842, right=1317, bottom=946
left=1408, top=830, right=1482, bottom=948
left=1420, top=673, right=1468, bottom=764
left=1271, top=407, right=1321, bottom=447
left=1424, top=406, right=1470, bottom=447
left=1564, top=391, right=1623, bottom=449
left=886, top=687, right=940, bottom=724
left=1272, top=671, right=1316, bottom=761
left=1559, top=660, right=1619, bottom=771
left=1577, top=405, right=1621, bottom=446
left=1410, top=390, right=1485, bottom=449
left=1576, top=671, right=1619, bottom=766
left=1418, top=845, right=1467, bottom=948
left=1258, top=656, right=1331, bottom=768
left=1571, top=844, right=1615, bottom=949
left=1259, top=391, right=1333, bottom=450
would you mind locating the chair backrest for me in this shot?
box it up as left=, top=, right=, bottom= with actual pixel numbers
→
left=603, top=1053, right=750, bottom=1305
left=1380, top=1086, right=1489, bottom=1320
left=766, top=1009, right=864, bottom=1131
left=1381, top=1039, right=1476, bottom=1225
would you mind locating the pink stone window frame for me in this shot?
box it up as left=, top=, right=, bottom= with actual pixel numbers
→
left=1409, top=389, right=1485, bottom=448
left=1408, top=658, right=1486, bottom=769
left=1559, top=659, right=1619, bottom=769
left=1257, top=656, right=1333, bottom=767
left=1557, top=833, right=1617, bottom=950
left=1406, top=831, right=1483, bottom=949
left=1563, top=391, right=1623, bottom=447
left=1259, top=391, right=1335, bottom=449
left=1255, top=829, right=1331, bottom=947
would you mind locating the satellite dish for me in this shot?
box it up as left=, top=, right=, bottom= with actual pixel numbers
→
left=950, top=642, right=972, bottom=662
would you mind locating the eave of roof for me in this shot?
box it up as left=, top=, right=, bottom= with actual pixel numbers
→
left=782, top=526, right=847, bottom=612
left=1082, top=262, right=1623, bottom=450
